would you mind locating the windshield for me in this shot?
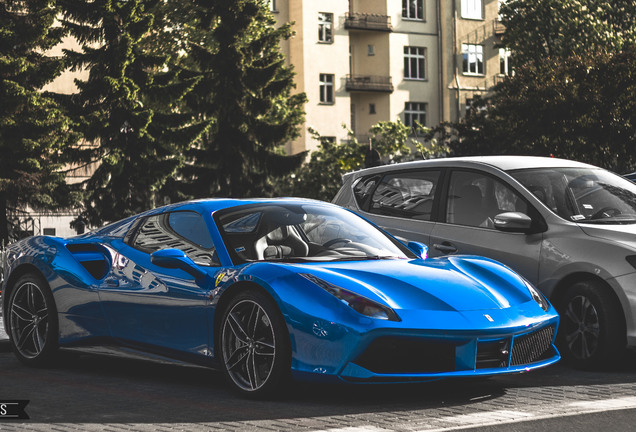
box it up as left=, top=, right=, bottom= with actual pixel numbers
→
left=510, top=167, right=636, bottom=224
left=215, top=203, right=413, bottom=264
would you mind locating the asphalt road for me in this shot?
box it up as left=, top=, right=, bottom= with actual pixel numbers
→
left=1, top=336, right=636, bottom=431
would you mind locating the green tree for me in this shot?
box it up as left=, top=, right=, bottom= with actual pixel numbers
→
left=173, top=0, right=307, bottom=199
left=499, top=0, right=636, bottom=60
left=0, top=0, right=77, bottom=243
left=59, top=0, right=198, bottom=226
left=436, top=47, right=636, bottom=173
left=285, top=121, right=443, bottom=201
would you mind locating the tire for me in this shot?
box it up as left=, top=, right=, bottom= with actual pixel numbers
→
left=218, top=289, right=291, bottom=397
left=6, top=274, right=59, bottom=367
left=556, top=280, right=625, bottom=369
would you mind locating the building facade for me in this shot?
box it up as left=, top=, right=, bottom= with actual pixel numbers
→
left=274, top=0, right=507, bottom=154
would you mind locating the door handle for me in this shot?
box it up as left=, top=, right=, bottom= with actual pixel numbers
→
left=433, top=242, right=458, bottom=254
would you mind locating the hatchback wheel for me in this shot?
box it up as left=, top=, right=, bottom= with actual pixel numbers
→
left=219, top=289, right=291, bottom=397
left=557, top=280, right=625, bottom=369
left=7, top=274, right=59, bottom=366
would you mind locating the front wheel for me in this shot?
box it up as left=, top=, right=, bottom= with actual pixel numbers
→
left=7, top=274, right=59, bottom=366
left=556, top=280, right=625, bottom=369
left=218, top=289, right=291, bottom=397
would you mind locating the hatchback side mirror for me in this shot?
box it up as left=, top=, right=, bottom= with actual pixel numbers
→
left=493, top=212, right=533, bottom=233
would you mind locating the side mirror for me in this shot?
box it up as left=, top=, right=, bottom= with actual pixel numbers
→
left=407, top=241, right=428, bottom=259
left=493, top=212, right=533, bottom=233
left=151, top=248, right=208, bottom=281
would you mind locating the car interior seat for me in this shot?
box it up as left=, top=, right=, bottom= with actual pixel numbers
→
left=254, top=225, right=309, bottom=260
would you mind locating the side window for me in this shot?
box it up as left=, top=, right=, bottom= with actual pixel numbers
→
left=131, top=211, right=219, bottom=266
left=353, top=175, right=381, bottom=211
left=446, top=170, right=528, bottom=228
left=369, top=170, right=440, bottom=220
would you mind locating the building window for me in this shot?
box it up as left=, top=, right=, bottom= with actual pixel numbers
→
left=269, top=0, right=277, bottom=12
left=461, top=0, right=482, bottom=19
left=499, top=48, right=513, bottom=76
left=318, top=12, right=333, bottom=43
left=368, top=44, right=375, bottom=56
left=43, top=228, right=56, bottom=236
left=319, top=74, right=334, bottom=104
left=404, top=46, right=426, bottom=80
left=404, top=102, right=426, bottom=129
left=462, top=44, right=484, bottom=75
left=402, top=0, right=424, bottom=20
left=369, top=103, right=376, bottom=114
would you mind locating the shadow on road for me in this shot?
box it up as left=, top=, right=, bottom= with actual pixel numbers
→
left=1, top=341, right=635, bottom=424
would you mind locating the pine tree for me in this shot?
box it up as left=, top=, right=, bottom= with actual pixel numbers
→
left=175, top=0, right=307, bottom=199
left=59, top=0, right=200, bottom=226
left=0, top=0, right=77, bottom=244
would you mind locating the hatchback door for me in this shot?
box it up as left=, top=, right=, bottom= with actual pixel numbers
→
left=429, top=169, right=544, bottom=285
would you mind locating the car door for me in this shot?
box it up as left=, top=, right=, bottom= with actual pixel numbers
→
left=354, top=169, right=443, bottom=246
left=429, top=169, right=544, bottom=285
left=99, top=210, right=220, bottom=357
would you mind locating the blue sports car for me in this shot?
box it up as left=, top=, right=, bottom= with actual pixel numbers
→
left=2, top=198, right=559, bottom=396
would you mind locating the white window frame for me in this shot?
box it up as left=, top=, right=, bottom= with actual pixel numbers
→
left=402, top=0, right=424, bottom=20
left=269, top=0, right=277, bottom=12
left=404, top=46, right=426, bottom=80
left=499, top=48, right=513, bottom=76
left=404, top=102, right=427, bottom=129
left=319, top=74, right=335, bottom=104
left=461, top=0, right=483, bottom=19
left=462, top=44, right=484, bottom=75
left=318, top=12, right=333, bottom=43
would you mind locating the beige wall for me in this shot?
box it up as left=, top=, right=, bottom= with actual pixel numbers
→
left=441, top=0, right=502, bottom=122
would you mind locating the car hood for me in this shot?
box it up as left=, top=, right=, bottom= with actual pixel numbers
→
left=291, top=256, right=533, bottom=312
left=577, top=223, right=636, bottom=250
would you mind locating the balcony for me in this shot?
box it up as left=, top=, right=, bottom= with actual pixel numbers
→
left=345, top=12, right=392, bottom=32
left=346, top=75, right=394, bottom=93
left=494, top=19, right=505, bottom=36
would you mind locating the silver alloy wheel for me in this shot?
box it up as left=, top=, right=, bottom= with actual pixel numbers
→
left=9, top=281, right=50, bottom=359
left=221, top=299, right=276, bottom=392
left=563, top=294, right=600, bottom=360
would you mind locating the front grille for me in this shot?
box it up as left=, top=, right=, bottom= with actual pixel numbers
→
left=476, top=338, right=510, bottom=369
left=510, top=325, right=556, bottom=366
left=354, top=337, right=456, bottom=374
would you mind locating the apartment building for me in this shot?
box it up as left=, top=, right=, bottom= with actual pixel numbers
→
left=274, top=0, right=507, bottom=154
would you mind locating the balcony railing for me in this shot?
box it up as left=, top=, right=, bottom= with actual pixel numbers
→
left=345, top=12, right=392, bottom=32
left=494, top=19, right=505, bottom=36
left=346, top=75, right=394, bottom=93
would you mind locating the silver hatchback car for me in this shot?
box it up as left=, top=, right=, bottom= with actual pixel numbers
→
left=334, top=156, right=636, bottom=369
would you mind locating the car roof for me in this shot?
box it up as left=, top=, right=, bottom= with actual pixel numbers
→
left=345, top=155, right=598, bottom=179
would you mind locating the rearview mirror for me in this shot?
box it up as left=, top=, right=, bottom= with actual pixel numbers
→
left=493, top=212, right=533, bottom=233
left=407, top=241, right=428, bottom=259
left=151, top=248, right=208, bottom=281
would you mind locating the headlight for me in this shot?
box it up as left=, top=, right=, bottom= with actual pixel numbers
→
left=300, top=273, right=400, bottom=321
left=524, top=279, right=549, bottom=312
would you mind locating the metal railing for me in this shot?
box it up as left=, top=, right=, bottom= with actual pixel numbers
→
left=345, top=12, right=393, bottom=32
left=345, top=75, right=394, bottom=93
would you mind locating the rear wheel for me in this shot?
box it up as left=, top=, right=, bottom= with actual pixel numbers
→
left=556, top=280, right=625, bottom=369
left=218, top=289, right=291, bottom=397
left=7, top=274, right=59, bottom=366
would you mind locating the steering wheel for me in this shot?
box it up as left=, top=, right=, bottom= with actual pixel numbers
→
left=590, top=207, right=621, bottom=219
left=323, top=238, right=352, bottom=248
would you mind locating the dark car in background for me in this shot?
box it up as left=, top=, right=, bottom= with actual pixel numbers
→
left=334, top=156, right=636, bottom=369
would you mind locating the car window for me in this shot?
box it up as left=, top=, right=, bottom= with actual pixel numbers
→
left=353, top=175, right=381, bottom=210
left=131, top=211, right=219, bottom=266
left=215, top=203, right=414, bottom=264
left=446, top=171, right=528, bottom=228
left=369, top=170, right=440, bottom=220
left=511, top=167, right=636, bottom=223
